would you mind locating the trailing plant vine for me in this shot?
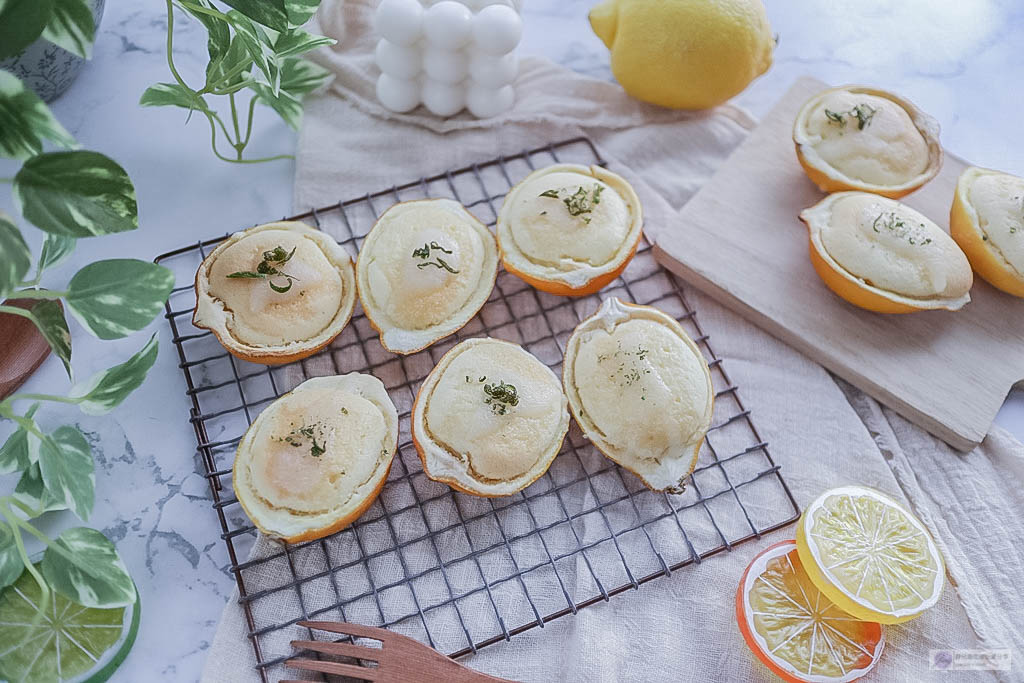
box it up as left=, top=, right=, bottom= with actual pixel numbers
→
left=141, top=0, right=334, bottom=163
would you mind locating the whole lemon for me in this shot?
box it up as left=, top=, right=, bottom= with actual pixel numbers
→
left=590, top=0, right=774, bottom=110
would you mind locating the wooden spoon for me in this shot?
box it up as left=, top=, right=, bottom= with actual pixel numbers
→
left=0, top=298, right=54, bottom=400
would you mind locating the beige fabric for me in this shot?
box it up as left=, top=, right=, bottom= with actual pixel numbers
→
left=203, top=1, right=1023, bottom=680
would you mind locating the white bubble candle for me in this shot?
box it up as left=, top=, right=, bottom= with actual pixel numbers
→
left=373, top=0, right=523, bottom=118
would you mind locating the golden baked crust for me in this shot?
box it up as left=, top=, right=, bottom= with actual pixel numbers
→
left=562, top=298, right=714, bottom=493
left=411, top=338, right=569, bottom=497
left=496, top=164, right=643, bottom=296
left=800, top=192, right=972, bottom=313
left=233, top=374, right=397, bottom=543
left=193, top=221, right=356, bottom=364
left=793, top=85, right=942, bottom=199
left=356, top=199, right=498, bottom=354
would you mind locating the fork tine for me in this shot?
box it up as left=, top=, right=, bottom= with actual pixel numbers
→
left=291, top=639, right=381, bottom=662
left=285, top=657, right=380, bottom=680
left=298, top=621, right=387, bottom=641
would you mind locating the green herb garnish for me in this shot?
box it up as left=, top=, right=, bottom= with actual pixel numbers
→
left=277, top=421, right=327, bottom=457
left=539, top=184, right=605, bottom=223
left=825, top=103, right=876, bottom=131
left=483, top=380, right=519, bottom=415
left=412, top=241, right=459, bottom=273
left=227, top=244, right=298, bottom=293
left=596, top=342, right=652, bottom=400
left=871, top=212, right=932, bottom=245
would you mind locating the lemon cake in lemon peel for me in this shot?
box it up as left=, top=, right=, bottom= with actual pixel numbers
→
left=412, top=338, right=569, bottom=497
left=800, top=192, right=972, bottom=313
left=233, top=374, right=398, bottom=544
left=796, top=485, right=945, bottom=625
left=950, top=166, right=1024, bottom=298
left=562, top=298, right=714, bottom=493
left=794, top=85, right=942, bottom=199
left=496, top=164, right=642, bottom=297
left=193, top=221, right=356, bottom=365
left=357, top=199, right=499, bottom=354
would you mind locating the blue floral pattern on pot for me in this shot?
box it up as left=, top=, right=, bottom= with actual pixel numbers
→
left=0, top=0, right=107, bottom=103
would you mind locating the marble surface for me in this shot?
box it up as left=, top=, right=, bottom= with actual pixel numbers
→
left=1, top=1, right=1022, bottom=680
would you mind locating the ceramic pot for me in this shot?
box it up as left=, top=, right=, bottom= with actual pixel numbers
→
left=0, top=0, right=107, bottom=102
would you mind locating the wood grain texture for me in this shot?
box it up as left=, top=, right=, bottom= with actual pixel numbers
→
left=654, top=76, right=1024, bottom=451
left=0, top=298, right=53, bottom=400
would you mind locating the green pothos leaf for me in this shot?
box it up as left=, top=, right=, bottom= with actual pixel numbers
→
left=13, top=462, right=67, bottom=514
left=0, top=404, right=39, bottom=475
left=35, top=425, right=94, bottom=520
left=12, top=150, right=138, bottom=238
left=41, top=0, right=95, bottom=59
left=203, top=34, right=253, bottom=93
left=0, top=70, right=76, bottom=159
left=28, top=299, right=72, bottom=378
left=279, top=56, right=332, bottom=96
left=253, top=82, right=302, bottom=130
left=38, top=233, right=77, bottom=273
left=0, top=523, right=23, bottom=590
left=69, top=334, right=159, bottom=415
left=0, top=0, right=55, bottom=60
left=0, top=214, right=32, bottom=299
left=226, top=10, right=280, bottom=95
left=41, top=527, right=136, bottom=608
left=66, top=260, right=173, bottom=340
left=180, top=0, right=231, bottom=66
left=271, top=26, right=334, bottom=59
left=139, top=82, right=210, bottom=112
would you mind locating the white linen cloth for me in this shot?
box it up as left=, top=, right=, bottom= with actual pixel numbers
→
left=203, top=1, right=1023, bottom=680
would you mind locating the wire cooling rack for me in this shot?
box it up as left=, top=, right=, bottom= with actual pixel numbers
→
left=157, top=137, right=800, bottom=682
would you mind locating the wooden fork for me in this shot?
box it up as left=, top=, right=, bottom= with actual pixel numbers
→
left=284, top=621, right=514, bottom=682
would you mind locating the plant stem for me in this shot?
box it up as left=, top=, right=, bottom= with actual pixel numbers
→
left=229, top=92, right=244, bottom=159
left=2, top=288, right=67, bottom=301
left=0, top=508, right=50, bottom=623
left=241, top=95, right=257, bottom=148
left=6, top=393, right=81, bottom=405
left=0, top=304, right=33, bottom=320
left=1, top=495, right=41, bottom=519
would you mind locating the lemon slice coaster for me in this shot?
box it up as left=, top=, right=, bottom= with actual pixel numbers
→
left=0, top=568, right=140, bottom=682
left=796, top=486, right=944, bottom=625
left=737, top=540, right=885, bottom=682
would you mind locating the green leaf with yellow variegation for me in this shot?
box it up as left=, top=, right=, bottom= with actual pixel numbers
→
left=253, top=82, right=302, bottom=130
left=0, top=404, right=39, bottom=475
left=13, top=462, right=67, bottom=515
left=37, top=233, right=77, bottom=273
left=35, top=425, right=94, bottom=521
left=13, top=150, right=137, bottom=238
left=66, top=260, right=173, bottom=340
left=0, top=524, right=23, bottom=590
left=41, top=527, right=135, bottom=608
left=26, top=299, right=72, bottom=378
left=69, top=335, right=159, bottom=415
left=0, top=70, right=76, bottom=159
left=41, top=0, right=95, bottom=59
left=0, top=214, right=31, bottom=299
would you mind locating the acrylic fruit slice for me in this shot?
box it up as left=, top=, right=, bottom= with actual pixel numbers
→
left=0, top=567, right=140, bottom=682
left=796, top=485, right=944, bottom=624
left=736, top=540, right=885, bottom=682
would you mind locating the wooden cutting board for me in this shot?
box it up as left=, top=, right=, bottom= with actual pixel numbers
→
left=654, top=76, right=1024, bottom=452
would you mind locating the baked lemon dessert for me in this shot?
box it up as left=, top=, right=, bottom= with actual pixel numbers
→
left=357, top=199, right=499, bottom=354
left=496, top=164, right=642, bottom=296
left=562, top=298, right=714, bottom=493
left=800, top=192, right=972, bottom=313
left=194, top=221, right=356, bottom=364
left=412, top=338, right=569, bottom=496
left=793, top=86, right=941, bottom=199
left=233, top=374, right=397, bottom=543
left=950, top=166, right=1024, bottom=298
